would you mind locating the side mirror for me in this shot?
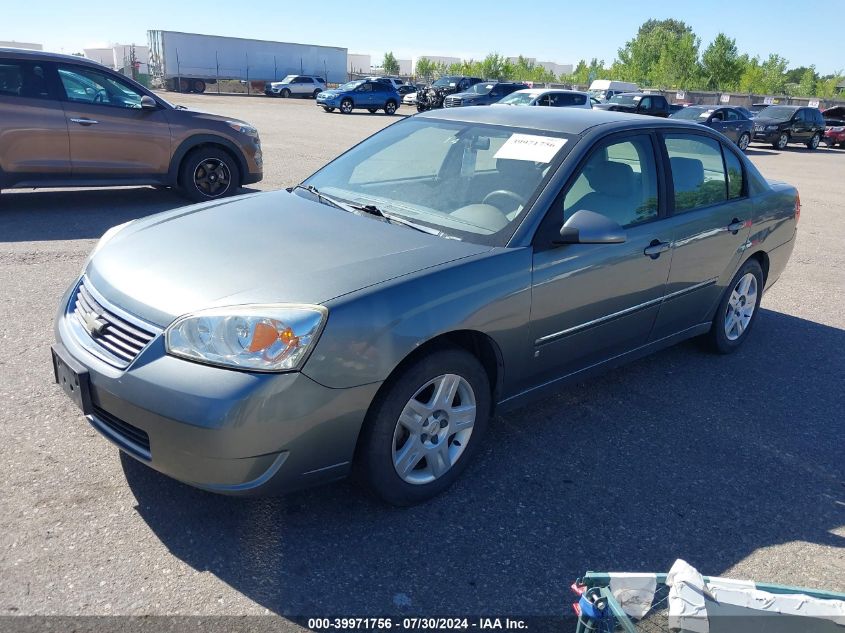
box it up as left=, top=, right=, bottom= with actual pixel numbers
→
left=140, top=95, right=157, bottom=110
left=556, top=210, right=627, bottom=244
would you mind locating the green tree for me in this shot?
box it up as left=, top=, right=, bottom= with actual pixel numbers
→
left=382, top=51, right=400, bottom=76
left=415, top=57, right=436, bottom=80
left=615, top=19, right=698, bottom=85
left=564, top=58, right=606, bottom=86
left=796, top=66, right=817, bottom=96
left=649, top=31, right=701, bottom=88
left=480, top=53, right=511, bottom=79
left=738, top=56, right=766, bottom=93
left=817, top=72, right=845, bottom=98
left=701, top=33, right=742, bottom=90
left=759, top=53, right=789, bottom=94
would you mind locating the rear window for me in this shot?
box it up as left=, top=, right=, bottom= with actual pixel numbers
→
left=0, top=60, right=51, bottom=99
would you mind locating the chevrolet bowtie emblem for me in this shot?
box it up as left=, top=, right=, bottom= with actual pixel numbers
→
left=80, top=309, right=108, bottom=337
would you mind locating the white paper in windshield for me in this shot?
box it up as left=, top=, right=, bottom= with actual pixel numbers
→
left=494, top=134, right=567, bottom=163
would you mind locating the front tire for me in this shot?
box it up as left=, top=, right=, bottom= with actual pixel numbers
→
left=774, top=132, right=789, bottom=150
left=705, top=259, right=764, bottom=354
left=737, top=132, right=750, bottom=152
left=807, top=133, right=821, bottom=149
left=340, top=98, right=354, bottom=114
left=280, top=88, right=291, bottom=98
left=178, top=147, right=239, bottom=202
left=357, top=348, right=491, bottom=506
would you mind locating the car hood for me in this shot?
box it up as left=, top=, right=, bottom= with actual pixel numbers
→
left=87, top=191, right=490, bottom=326
left=823, top=106, right=845, bottom=118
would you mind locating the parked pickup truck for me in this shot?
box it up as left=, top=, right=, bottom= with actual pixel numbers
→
left=592, top=92, right=669, bottom=117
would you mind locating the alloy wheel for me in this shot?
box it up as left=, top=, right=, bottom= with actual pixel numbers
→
left=777, top=133, right=789, bottom=150
left=724, top=272, right=758, bottom=341
left=340, top=99, right=353, bottom=114
left=193, top=158, right=231, bottom=198
left=392, top=373, right=476, bottom=485
left=738, top=133, right=750, bottom=151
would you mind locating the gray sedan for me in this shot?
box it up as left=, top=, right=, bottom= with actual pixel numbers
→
left=53, top=107, right=798, bottom=505
left=670, top=105, right=755, bottom=151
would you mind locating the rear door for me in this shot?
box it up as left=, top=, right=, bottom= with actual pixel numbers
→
left=55, top=63, right=171, bottom=178
left=0, top=58, right=70, bottom=180
left=650, top=133, right=752, bottom=338
left=791, top=109, right=810, bottom=141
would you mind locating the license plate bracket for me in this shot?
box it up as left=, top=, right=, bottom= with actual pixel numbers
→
left=51, top=344, right=92, bottom=415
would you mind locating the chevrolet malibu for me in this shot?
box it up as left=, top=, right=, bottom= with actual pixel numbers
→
left=53, top=107, right=798, bottom=505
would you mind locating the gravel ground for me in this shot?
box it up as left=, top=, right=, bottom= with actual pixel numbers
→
left=0, top=93, right=842, bottom=624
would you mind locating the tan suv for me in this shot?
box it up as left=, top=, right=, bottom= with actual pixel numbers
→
left=0, top=48, right=262, bottom=201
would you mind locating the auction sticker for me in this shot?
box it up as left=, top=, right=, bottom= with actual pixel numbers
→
left=494, top=134, right=567, bottom=163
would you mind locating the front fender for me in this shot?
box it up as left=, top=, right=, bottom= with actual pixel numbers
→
left=301, top=248, right=533, bottom=398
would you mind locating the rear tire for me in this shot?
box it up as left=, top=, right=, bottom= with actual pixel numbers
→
left=312, top=89, right=321, bottom=98
left=737, top=132, right=750, bottom=152
left=192, top=79, right=206, bottom=94
left=705, top=259, right=764, bottom=354
left=384, top=100, right=397, bottom=115
left=806, top=133, right=820, bottom=149
left=357, top=348, right=491, bottom=506
left=178, top=147, right=239, bottom=202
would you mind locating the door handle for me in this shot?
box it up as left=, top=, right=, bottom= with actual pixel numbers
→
left=727, top=218, right=747, bottom=234
left=70, top=118, right=99, bottom=126
left=643, top=240, right=671, bottom=259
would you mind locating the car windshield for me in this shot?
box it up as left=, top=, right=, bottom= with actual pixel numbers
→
left=758, top=106, right=796, bottom=121
left=432, top=77, right=460, bottom=88
left=279, top=75, right=297, bottom=84
left=468, top=83, right=496, bottom=95
left=498, top=92, right=537, bottom=105
left=609, top=94, right=640, bottom=106
left=670, top=107, right=710, bottom=120
left=303, top=118, right=575, bottom=246
left=339, top=80, right=365, bottom=91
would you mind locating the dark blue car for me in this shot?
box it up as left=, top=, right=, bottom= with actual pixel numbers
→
left=316, top=79, right=400, bottom=115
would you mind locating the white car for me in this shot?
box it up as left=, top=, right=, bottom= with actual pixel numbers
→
left=403, top=91, right=417, bottom=105
left=265, top=75, right=326, bottom=98
left=493, top=89, right=593, bottom=109
left=366, top=76, right=404, bottom=90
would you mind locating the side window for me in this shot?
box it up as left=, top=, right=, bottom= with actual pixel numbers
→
left=357, top=83, right=372, bottom=92
left=537, top=95, right=551, bottom=107
left=572, top=94, right=587, bottom=106
left=57, top=65, right=143, bottom=109
left=726, top=109, right=740, bottom=122
left=0, top=61, right=52, bottom=99
left=723, top=146, right=744, bottom=200
left=638, top=96, right=652, bottom=110
left=664, top=134, right=727, bottom=212
left=562, top=135, right=659, bottom=228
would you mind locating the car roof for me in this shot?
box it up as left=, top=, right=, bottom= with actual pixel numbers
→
left=416, top=104, right=705, bottom=135
left=510, top=88, right=588, bottom=96
left=0, top=47, right=106, bottom=67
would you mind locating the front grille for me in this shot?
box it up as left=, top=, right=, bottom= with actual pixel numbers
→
left=70, top=279, right=157, bottom=367
left=91, top=405, right=151, bottom=460
left=444, top=96, right=462, bottom=107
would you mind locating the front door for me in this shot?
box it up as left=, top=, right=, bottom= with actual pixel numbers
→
left=55, top=63, right=171, bottom=177
left=529, top=133, right=672, bottom=385
left=651, top=133, right=752, bottom=338
left=0, top=58, right=70, bottom=179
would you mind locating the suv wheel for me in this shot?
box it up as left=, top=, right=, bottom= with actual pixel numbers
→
left=280, top=88, right=291, bottom=98
left=807, top=133, right=821, bottom=150
left=384, top=101, right=397, bottom=115
left=340, top=98, right=354, bottom=114
left=774, top=132, right=789, bottom=150
left=179, top=148, right=239, bottom=202
left=357, top=347, right=491, bottom=505
left=312, top=89, right=321, bottom=98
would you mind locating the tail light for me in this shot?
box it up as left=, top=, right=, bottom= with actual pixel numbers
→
left=795, top=193, right=801, bottom=224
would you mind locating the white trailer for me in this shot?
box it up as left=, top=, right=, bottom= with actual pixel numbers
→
left=147, top=30, right=347, bottom=93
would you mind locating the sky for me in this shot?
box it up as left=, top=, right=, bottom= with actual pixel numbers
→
left=2, top=0, right=841, bottom=75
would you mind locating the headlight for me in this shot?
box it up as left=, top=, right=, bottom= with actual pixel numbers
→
left=766, top=125, right=778, bottom=130
left=226, top=121, right=259, bottom=137
left=165, top=304, right=327, bottom=372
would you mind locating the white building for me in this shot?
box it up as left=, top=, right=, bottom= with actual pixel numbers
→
left=84, top=45, right=150, bottom=74
left=347, top=53, right=371, bottom=74
left=397, top=58, right=413, bottom=76
left=538, top=61, right=573, bottom=77
left=0, top=40, right=42, bottom=50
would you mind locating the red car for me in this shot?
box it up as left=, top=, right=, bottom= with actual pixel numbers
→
left=823, top=106, right=845, bottom=148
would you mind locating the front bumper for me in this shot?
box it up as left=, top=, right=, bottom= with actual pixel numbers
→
left=53, top=280, right=380, bottom=496
left=753, top=128, right=780, bottom=142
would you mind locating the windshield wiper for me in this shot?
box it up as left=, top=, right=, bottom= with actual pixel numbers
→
left=293, top=186, right=443, bottom=236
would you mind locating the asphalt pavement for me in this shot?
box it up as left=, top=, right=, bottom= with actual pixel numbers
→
left=0, top=94, right=842, bottom=625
